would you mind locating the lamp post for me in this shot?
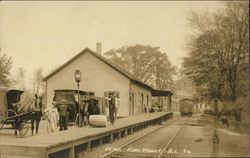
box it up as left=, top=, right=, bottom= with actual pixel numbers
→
left=75, top=70, right=82, bottom=127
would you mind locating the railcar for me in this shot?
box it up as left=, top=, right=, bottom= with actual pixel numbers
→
left=179, top=98, right=194, bottom=117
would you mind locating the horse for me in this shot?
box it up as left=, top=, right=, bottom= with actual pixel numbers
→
left=79, top=99, right=99, bottom=126
left=81, top=101, right=89, bottom=125
left=30, top=94, right=43, bottom=136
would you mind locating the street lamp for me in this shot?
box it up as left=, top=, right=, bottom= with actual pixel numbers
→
left=74, top=70, right=82, bottom=127
left=75, top=70, right=81, bottom=83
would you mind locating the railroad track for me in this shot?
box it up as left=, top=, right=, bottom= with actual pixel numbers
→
left=157, top=118, right=190, bottom=158
left=100, top=117, right=190, bottom=158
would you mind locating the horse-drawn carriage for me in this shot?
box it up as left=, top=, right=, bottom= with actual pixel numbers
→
left=53, top=89, right=96, bottom=125
left=53, top=89, right=106, bottom=126
left=0, top=87, right=32, bottom=136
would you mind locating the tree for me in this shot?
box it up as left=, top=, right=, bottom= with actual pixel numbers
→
left=104, top=44, right=176, bottom=91
left=0, top=49, right=12, bottom=86
left=11, top=67, right=35, bottom=104
left=13, top=67, right=27, bottom=90
left=31, top=67, right=45, bottom=95
left=184, top=1, right=249, bottom=102
left=155, top=53, right=176, bottom=90
left=184, top=1, right=249, bottom=125
left=184, top=34, right=226, bottom=100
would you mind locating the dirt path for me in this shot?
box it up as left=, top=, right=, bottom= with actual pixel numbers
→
left=216, top=128, right=249, bottom=157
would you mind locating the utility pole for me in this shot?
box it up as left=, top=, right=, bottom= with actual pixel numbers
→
left=211, top=98, right=219, bottom=157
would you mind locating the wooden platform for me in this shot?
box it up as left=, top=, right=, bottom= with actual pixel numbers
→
left=0, top=112, right=173, bottom=158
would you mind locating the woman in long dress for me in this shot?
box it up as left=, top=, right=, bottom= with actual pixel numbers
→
left=44, top=101, right=59, bottom=133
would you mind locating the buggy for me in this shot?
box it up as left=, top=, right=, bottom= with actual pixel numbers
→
left=53, top=89, right=107, bottom=126
left=53, top=89, right=95, bottom=125
left=0, top=87, right=32, bottom=136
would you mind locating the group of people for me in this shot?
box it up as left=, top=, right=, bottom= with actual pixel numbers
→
left=44, top=99, right=69, bottom=132
left=44, top=94, right=120, bottom=133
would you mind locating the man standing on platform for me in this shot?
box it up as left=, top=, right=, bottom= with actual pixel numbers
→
left=114, top=96, right=120, bottom=121
left=109, top=94, right=116, bottom=125
left=58, top=100, right=69, bottom=131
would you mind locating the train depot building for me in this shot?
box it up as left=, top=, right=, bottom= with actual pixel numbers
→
left=1, top=47, right=174, bottom=158
left=43, top=47, right=155, bottom=117
left=152, top=90, right=173, bottom=112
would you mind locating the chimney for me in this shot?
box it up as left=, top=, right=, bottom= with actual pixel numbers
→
left=96, top=42, right=102, bottom=54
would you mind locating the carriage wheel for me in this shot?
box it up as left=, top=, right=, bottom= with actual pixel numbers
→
left=18, top=120, right=30, bottom=136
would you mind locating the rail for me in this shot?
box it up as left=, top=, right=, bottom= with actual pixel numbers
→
left=156, top=117, right=190, bottom=158
left=101, top=117, right=184, bottom=158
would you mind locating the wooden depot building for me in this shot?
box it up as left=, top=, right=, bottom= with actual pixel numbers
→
left=43, top=47, right=153, bottom=117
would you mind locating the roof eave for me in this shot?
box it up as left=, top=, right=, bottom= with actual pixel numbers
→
left=43, top=47, right=153, bottom=91
left=133, top=80, right=154, bottom=91
left=43, top=47, right=91, bottom=81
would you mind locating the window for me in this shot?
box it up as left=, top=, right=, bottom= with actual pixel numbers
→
left=141, top=94, right=144, bottom=105
left=146, top=95, right=149, bottom=107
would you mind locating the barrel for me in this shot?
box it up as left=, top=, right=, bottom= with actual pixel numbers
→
left=89, top=115, right=107, bottom=127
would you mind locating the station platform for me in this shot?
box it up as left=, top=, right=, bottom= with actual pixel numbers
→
left=0, top=112, right=173, bottom=158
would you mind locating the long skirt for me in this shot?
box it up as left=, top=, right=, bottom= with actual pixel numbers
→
left=47, top=119, right=57, bottom=133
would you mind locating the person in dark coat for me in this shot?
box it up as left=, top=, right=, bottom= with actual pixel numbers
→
left=58, top=100, right=70, bottom=131
left=87, top=95, right=100, bottom=123
left=109, top=95, right=116, bottom=125
left=88, top=96, right=100, bottom=115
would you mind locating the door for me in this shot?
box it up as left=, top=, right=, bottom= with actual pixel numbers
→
left=131, top=93, right=134, bottom=115
left=104, top=91, right=120, bottom=110
left=141, top=94, right=144, bottom=113
left=146, top=95, right=149, bottom=112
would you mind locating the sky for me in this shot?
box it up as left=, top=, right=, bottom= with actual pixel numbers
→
left=0, top=1, right=223, bottom=83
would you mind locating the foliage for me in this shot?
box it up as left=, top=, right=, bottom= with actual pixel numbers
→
left=184, top=1, right=249, bottom=103
left=0, top=49, right=12, bottom=86
left=12, top=67, right=27, bottom=90
left=175, top=68, right=198, bottom=100
left=31, top=67, right=45, bottom=95
left=104, top=44, right=176, bottom=91
left=11, top=67, right=35, bottom=105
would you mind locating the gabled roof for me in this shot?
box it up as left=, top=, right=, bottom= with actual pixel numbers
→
left=43, top=48, right=153, bottom=90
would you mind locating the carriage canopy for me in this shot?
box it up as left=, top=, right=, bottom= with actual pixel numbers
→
left=53, top=89, right=94, bottom=104
left=0, top=87, right=24, bottom=120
